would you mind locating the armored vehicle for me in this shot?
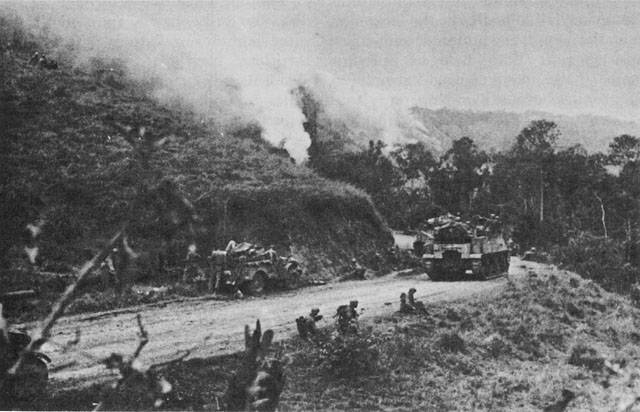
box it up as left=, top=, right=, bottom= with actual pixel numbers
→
left=421, top=215, right=509, bottom=281
left=209, top=242, right=302, bottom=296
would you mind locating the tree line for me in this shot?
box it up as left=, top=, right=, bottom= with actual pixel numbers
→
left=308, top=118, right=640, bottom=263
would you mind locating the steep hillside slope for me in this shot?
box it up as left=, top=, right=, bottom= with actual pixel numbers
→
left=0, top=48, right=391, bottom=279
left=412, top=107, right=640, bottom=154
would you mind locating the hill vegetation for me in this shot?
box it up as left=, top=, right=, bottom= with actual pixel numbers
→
left=302, top=89, right=640, bottom=301
left=0, top=14, right=391, bottom=299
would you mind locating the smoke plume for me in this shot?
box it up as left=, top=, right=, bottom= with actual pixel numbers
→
left=4, top=1, right=439, bottom=163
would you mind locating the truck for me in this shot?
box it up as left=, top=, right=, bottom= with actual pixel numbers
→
left=421, top=215, right=509, bottom=281
left=209, top=242, right=302, bottom=296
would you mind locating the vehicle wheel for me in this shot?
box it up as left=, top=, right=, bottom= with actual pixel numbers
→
left=285, top=272, right=300, bottom=289
left=478, top=260, right=491, bottom=281
left=245, top=272, right=266, bottom=296
left=428, top=270, right=443, bottom=281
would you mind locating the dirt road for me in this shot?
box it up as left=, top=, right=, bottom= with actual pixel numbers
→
left=42, top=259, right=525, bottom=390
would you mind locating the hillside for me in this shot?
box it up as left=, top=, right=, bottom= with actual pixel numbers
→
left=411, top=107, right=640, bottom=154
left=0, top=45, right=392, bottom=282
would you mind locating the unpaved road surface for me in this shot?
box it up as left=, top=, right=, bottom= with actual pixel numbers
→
left=42, top=258, right=527, bottom=390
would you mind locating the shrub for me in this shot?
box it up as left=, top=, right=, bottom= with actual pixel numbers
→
left=435, top=332, right=465, bottom=353
left=552, top=232, right=640, bottom=295
left=317, top=329, right=379, bottom=379
left=483, top=334, right=512, bottom=358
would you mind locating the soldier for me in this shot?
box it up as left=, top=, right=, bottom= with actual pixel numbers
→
left=336, top=300, right=359, bottom=334
left=388, top=246, right=399, bottom=266
left=182, top=245, right=201, bottom=283
left=295, top=316, right=308, bottom=339
left=28, top=51, right=39, bottom=65
left=349, top=258, right=366, bottom=280
left=413, top=238, right=425, bottom=257
left=399, top=293, right=415, bottom=313
left=98, top=248, right=118, bottom=289
left=305, top=308, right=322, bottom=335
left=407, top=288, right=427, bottom=314
left=309, top=308, right=323, bottom=322
left=297, top=308, right=323, bottom=338
left=38, top=54, right=48, bottom=68
left=209, top=250, right=231, bottom=295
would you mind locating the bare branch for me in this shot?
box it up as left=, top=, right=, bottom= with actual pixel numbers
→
left=133, top=314, right=149, bottom=359
left=61, top=329, right=81, bottom=353
left=94, top=315, right=173, bottom=411
left=9, top=229, right=124, bottom=376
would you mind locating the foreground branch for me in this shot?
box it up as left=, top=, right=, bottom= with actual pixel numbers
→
left=94, top=315, right=171, bottom=411
left=8, top=230, right=124, bottom=376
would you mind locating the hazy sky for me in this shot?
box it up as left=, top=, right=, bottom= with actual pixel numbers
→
left=136, top=0, right=640, bottom=122
left=8, top=1, right=640, bottom=121
left=239, top=0, right=640, bottom=121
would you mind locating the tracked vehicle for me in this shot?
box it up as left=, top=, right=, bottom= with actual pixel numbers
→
left=422, top=216, right=509, bottom=281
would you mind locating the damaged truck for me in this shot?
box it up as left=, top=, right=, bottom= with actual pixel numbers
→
left=209, top=242, right=302, bottom=296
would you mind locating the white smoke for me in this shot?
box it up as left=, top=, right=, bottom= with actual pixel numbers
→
left=302, top=72, right=442, bottom=153
left=4, top=2, right=438, bottom=163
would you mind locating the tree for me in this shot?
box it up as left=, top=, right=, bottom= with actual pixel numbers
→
left=513, top=120, right=560, bottom=158
left=431, top=137, right=488, bottom=214
left=511, top=120, right=560, bottom=223
left=608, top=134, right=640, bottom=165
left=390, top=141, right=436, bottom=189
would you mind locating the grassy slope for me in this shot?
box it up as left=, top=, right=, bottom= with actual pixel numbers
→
left=0, top=46, right=392, bottom=321
left=1, top=47, right=391, bottom=272
left=42, top=263, right=640, bottom=411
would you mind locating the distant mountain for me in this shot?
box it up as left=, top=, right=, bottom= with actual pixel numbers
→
left=410, top=107, right=640, bottom=154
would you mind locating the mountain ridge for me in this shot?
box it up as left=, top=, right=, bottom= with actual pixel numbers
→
left=410, top=106, right=640, bottom=154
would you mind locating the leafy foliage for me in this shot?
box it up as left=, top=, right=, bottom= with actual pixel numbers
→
left=316, top=329, right=380, bottom=379
left=551, top=232, right=640, bottom=295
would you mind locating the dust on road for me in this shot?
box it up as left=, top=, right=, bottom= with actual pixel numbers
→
left=42, top=259, right=527, bottom=390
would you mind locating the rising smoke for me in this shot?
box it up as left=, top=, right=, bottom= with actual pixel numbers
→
left=4, top=1, right=439, bottom=163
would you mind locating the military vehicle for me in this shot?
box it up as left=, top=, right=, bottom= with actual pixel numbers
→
left=209, top=242, right=302, bottom=296
left=421, top=215, right=509, bottom=281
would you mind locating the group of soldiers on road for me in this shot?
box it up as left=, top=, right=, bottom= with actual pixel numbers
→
left=295, top=287, right=428, bottom=339
left=29, top=51, right=58, bottom=70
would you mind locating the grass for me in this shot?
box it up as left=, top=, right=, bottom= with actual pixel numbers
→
left=34, top=266, right=640, bottom=411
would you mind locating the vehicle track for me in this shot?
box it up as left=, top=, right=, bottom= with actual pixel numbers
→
left=41, top=259, right=526, bottom=390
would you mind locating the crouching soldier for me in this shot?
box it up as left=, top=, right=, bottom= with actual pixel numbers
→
left=399, top=292, right=416, bottom=314
left=29, top=51, right=40, bottom=65
left=306, top=308, right=322, bottom=335
left=408, top=287, right=428, bottom=314
left=295, top=316, right=308, bottom=339
left=295, top=308, right=324, bottom=339
left=336, top=300, right=359, bottom=334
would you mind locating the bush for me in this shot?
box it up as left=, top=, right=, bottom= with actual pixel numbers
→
left=435, top=332, right=465, bottom=353
left=317, top=329, right=379, bottom=379
left=552, top=232, right=640, bottom=295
